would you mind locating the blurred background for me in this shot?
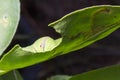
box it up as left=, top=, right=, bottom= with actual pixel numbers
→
left=9, top=0, right=120, bottom=80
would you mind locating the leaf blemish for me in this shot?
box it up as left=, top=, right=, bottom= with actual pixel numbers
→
left=101, top=8, right=111, bottom=14
left=40, top=37, right=48, bottom=51
left=3, top=15, right=8, bottom=23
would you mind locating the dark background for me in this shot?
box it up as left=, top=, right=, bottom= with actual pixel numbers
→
left=9, top=0, right=120, bottom=80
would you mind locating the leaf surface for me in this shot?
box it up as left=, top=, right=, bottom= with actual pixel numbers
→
left=0, top=70, right=23, bottom=80
left=0, top=5, right=120, bottom=75
left=69, top=65, right=120, bottom=80
left=0, top=0, right=20, bottom=55
left=47, top=75, right=71, bottom=80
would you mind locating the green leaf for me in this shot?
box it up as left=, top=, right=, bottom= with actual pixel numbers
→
left=47, top=75, right=71, bottom=80
left=0, top=5, right=120, bottom=75
left=49, top=5, right=120, bottom=54
left=23, top=36, right=62, bottom=53
left=0, top=70, right=23, bottom=80
left=69, top=64, right=120, bottom=80
left=0, top=0, right=20, bottom=55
